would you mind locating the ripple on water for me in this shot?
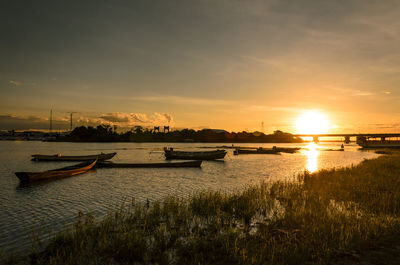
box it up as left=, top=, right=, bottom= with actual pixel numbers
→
left=0, top=141, right=379, bottom=252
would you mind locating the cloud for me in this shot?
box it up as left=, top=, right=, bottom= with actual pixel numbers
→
left=0, top=114, right=66, bottom=130
left=153, top=112, right=174, bottom=124
left=354, top=123, right=400, bottom=132
left=327, top=86, right=376, bottom=98
left=9, top=80, right=21, bottom=86
left=131, top=113, right=150, bottom=123
left=76, top=116, right=103, bottom=127
left=0, top=112, right=175, bottom=131
left=98, top=112, right=174, bottom=128
left=367, top=123, right=400, bottom=129
left=0, top=114, right=43, bottom=122
left=100, top=113, right=131, bottom=123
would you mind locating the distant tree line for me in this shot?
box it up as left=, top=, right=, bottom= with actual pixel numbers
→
left=56, top=125, right=303, bottom=143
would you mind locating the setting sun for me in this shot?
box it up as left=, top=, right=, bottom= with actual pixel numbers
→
left=295, top=111, right=330, bottom=134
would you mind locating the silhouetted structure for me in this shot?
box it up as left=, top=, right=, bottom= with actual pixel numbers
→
left=67, top=112, right=78, bottom=131
left=56, top=126, right=303, bottom=143
left=49, top=109, right=52, bottom=132
left=294, top=133, right=400, bottom=143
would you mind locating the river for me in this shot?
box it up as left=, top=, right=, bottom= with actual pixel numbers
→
left=0, top=141, right=379, bottom=252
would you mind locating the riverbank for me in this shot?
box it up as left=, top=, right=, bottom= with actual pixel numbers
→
left=55, top=126, right=304, bottom=143
left=3, top=152, right=400, bottom=264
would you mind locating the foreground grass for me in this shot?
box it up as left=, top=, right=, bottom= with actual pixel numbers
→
left=5, top=153, right=400, bottom=265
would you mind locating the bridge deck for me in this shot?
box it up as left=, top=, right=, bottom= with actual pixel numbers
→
left=294, top=133, right=400, bottom=137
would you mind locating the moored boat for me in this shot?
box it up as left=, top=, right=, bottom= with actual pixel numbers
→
left=15, top=160, right=97, bottom=183
left=201, top=146, right=301, bottom=153
left=272, top=146, right=301, bottom=153
left=316, top=148, right=344, bottom=151
left=164, top=148, right=227, bottom=160
left=97, top=160, right=202, bottom=168
left=234, top=148, right=280, bottom=155
left=31, top=152, right=116, bottom=161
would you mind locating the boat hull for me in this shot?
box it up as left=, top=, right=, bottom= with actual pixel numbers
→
left=15, top=160, right=97, bottom=182
left=164, top=149, right=227, bottom=160
left=234, top=149, right=280, bottom=155
left=273, top=147, right=301, bottom=153
left=31, top=152, right=116, bottom=161
left=97, top=160, right=202, bottom=168
left=317, top=148, right=344, bottom=151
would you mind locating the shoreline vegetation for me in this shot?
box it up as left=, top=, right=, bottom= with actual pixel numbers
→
left=55, top=125, right=303, bottom=143
left=4, top=152, right=400, bottom=264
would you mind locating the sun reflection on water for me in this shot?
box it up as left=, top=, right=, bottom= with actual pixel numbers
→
left=305, top=142, right=319, bottom=172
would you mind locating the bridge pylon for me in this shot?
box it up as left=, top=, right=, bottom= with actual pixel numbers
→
left=313, top=136, right=319, bottom=143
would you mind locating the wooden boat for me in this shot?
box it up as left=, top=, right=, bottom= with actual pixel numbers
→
left=97, top=160, right=202, bottom=168
left=31, top=152, right=116, bottom=161
left=317, top=148, right=344, bottom=151
left=201, top=146, right=301, bottom=153
left=272, top=146, right=301, bottom=153
left=164, top=148, right=227, bottom=160
left=234, top=148, right=280, bottom=155
left=15, top=160, right=97, bottom=183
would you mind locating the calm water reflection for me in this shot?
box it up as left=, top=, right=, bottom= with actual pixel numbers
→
left=305, top=143, right=319, bottom=172
left=0, top=141, right=378, bottom=252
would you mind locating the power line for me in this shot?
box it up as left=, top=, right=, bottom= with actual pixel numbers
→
left=49, top=109, right=52, bottom=132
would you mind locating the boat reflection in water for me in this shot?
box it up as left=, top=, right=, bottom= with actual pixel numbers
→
left=305, top=142, right=319, bottom=173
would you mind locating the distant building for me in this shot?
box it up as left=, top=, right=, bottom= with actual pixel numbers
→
left=19, top=131, right=46, bottom=140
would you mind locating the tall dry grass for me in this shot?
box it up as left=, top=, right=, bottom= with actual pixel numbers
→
left=5, top=154, right=400, bottom=264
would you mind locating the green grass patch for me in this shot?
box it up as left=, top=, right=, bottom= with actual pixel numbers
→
left=4, top=154, right=400, bottom=264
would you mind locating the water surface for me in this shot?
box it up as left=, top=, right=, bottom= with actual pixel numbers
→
left=0, top=141, right=378, bottom=252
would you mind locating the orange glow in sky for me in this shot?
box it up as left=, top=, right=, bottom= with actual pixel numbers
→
left=295, top=111, right=330, bottom=134
left=2, top=1, right=400, bottom=133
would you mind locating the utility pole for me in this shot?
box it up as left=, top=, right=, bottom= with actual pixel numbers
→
left=67, top=112, right=78, bottom=131
left=49, top=109, right=53, bottom=133
left=261, top=121, right=264, bottom=134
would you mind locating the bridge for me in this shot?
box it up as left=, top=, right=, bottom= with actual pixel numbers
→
left=293, top=133, right=400, bottom=143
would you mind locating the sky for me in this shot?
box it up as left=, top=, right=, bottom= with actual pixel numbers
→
left=1, top=0, right=400, bottom=133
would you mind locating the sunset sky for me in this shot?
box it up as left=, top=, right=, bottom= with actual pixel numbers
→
left=1, top=0, right=400, bottom=133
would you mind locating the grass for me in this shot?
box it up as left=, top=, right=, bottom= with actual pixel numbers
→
left=4, top=153, right=400, bottom=264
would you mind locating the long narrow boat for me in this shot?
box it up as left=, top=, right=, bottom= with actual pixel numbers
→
left=316, top=148, right=344, bottom=151
left=15, top=160, right=97, bottom=183
left=164, top=148, right=227, bottom=160
left=31, top=152, right=116, bottom=161
left=201, top=146, right=301, bottom=153
left=272, top=147, right=301, bottom=153
left=233, top=148, right=280, bottom=155
left=97, top=160, right=202, bottom=168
